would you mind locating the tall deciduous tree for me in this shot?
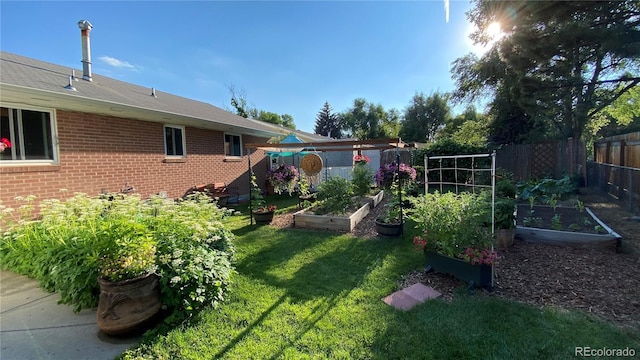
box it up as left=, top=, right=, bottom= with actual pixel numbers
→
left=314, top=102, right=343, bottom=138
left=437, top=105, right=490, bottom=146
left=227, top=85, right=296, bottom=129
left=340, top=98, right=392, bottom=140
left=400, top=92, right=451, bottom=143
left=453, top=0, right=640, bottom=147
left=280, top=114, right=295, bottom=129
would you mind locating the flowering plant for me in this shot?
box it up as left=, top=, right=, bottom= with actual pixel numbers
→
left=97, top=218, right=157, bottom=282
left=267, top=164, right=300, bottom=195
left=353, top=154, right=370, bottom=165
left=254, top=204, right=277, bottom=213
left=0, top=138, right=11, bottom=153
left=412, top=234, right=497, bottom=266
left=459, top=247, right=497, bottom=266
left=375, top=162, right=417, bottom=188
left=407, top=191, right=495, bottom=266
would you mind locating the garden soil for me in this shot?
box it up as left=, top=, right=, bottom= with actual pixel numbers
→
left=272, top=188, right=640, bottom=330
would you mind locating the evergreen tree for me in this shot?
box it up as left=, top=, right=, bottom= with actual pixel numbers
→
left=314, top=101, right=343, bottom=139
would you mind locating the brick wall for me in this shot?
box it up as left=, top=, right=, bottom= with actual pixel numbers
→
left=0, top=109, right=269, bottom=210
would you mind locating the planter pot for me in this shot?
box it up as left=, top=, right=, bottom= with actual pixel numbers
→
left=97, top=273, right=161, bottom=336
left=375, top=219, right=403, bottom=236
left=495, top=228, right=515, bottom=248
left=424, top=251, right=493, bottom=290
left=253, top=211, right=274, bottom=224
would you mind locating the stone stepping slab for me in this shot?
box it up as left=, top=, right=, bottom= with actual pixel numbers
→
left=382, top=283, right=441, bottom=311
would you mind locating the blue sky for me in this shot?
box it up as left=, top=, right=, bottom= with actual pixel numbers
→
left=1, top=1, right=483, bottom=134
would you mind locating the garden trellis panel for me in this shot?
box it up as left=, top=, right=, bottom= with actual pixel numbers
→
left=424, top=152, right=496, bottom=233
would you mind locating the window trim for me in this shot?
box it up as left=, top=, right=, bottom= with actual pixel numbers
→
left=0, top=104, right=59, bottom=166
left=224, top=132, right=243, bottom=158
left=163, top=124, right=186, bottom=158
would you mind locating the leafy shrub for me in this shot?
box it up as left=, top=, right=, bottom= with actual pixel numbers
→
left=517, top=175, right=579, bottom=203
left=146, top=194, right=236, bottom=325
left=316, top=177, right=355, bottom=215
left=407, top=191, right=494, bottom=263
left=351, top=163, right=375, bottom=196
left=98, top=219, right=156, bottom=282
left=0, top=192, right=236, bottom=326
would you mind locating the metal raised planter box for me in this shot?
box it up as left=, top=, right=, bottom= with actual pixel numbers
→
left=424, top=251, right=494, bottom=290
left=515, top=207, right=622, bottom=251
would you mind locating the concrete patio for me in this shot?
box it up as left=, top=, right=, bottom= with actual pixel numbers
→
left=0, top=271, right=139, bottom=360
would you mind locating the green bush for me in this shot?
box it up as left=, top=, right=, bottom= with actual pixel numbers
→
left=351, top=163, right=375, bottom=196
left=0, top=192, right=236, bottom=325
left=316, top=177, right=355, bottom=215
left=516, top=175, right=579, bottom=203
left=407, top=191, right=493, bottom=259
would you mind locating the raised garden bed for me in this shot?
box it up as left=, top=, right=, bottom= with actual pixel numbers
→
left=293, top=191, right=383, bottom=232
left=515, top=204, right=621, bottom=250
left=366, top=189, right=384, bottom=208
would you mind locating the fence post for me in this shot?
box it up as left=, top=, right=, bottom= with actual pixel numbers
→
left=628, top=169, right=633, bottom=212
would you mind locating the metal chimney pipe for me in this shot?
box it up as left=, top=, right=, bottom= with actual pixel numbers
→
left=77, top=20, right=93, bottom=82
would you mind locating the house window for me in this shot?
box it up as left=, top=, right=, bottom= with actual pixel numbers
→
left=224, top=133, right=242, bottom=157
left=0, top=106, right=57, bottom=163
left=164, top=125, right=185, bottom=157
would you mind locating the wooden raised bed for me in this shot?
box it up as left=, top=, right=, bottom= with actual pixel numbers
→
left=367, top=190, right=384, bottom=208
left=293, top=191, right=383, bottom=232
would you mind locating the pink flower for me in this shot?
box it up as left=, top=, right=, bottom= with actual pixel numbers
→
left=0, top=138, right=11, bottom=153
left=353, top=154, right=370, bottom=164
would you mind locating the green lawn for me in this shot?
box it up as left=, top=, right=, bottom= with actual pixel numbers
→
left=120, top=195, right=640, bottom=359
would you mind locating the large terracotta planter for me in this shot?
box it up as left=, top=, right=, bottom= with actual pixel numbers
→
left=253, top=211, right=274, bottom=224
left=424, top=251, right=494, bottom=290
left=97, top=273, right=161, bottom=336
left=375, top=219, right=403, bottom=237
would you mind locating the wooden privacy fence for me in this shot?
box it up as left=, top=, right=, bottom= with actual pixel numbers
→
left=593, top=131, right=640, bottom=169
left=589, top=131, right=640, bottom=212
left=586, top=162, right=640, bottom=212
left=495, top=139, right=586, bottom=181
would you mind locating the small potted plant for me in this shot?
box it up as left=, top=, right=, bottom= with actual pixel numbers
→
left=96, top=218, right=161, bottom=336
left=375, top=198, right=403, bottom=236
left=0, top=137, right=11, bottom=160
left=495, top=197, right=517, bottom=248
left=250, top=174, right=276, bottom=224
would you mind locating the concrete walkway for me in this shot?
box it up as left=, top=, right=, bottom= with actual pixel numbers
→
left=0, top=271, right=140, bottom=360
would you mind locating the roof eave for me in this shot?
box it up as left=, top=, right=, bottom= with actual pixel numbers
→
left=0, top=83, right=285, bottom=138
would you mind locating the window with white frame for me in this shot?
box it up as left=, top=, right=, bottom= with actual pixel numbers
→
left=0, top=106, right=57, bottom=163
left=224, top=133, right=242, bottom=157
left=164, top=125, right=185, bottom=157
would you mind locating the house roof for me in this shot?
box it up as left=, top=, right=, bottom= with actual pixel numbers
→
left=0, top=51, right=327, bottom=141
